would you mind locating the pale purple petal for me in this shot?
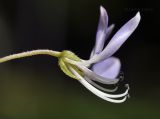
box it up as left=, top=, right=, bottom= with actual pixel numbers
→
left=91, top=24, right=115, bottom=58
left=94, top=6, right=108, bottom=54
left=90, top=47, right=95, bottom=58
left=92, top=57, right=121, bottom=79
left=91, top=12, right=141, bottom=62
left=105, top=24, right=115, bottom=40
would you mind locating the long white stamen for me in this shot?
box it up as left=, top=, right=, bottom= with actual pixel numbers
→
left=85, top=77, right=118, bottom=92
left=69, top=66, right=128, bottom=103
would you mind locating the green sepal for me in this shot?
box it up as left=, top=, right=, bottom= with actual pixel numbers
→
left=58, top=58, right=78, bottom=79
left=58, top=50, right=83, bottom=80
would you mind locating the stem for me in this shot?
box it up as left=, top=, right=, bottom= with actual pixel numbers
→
left=0, top=49, right=61, bottom=63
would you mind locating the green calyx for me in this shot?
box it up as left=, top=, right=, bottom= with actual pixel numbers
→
left=58, top=50, right=83, bottom=80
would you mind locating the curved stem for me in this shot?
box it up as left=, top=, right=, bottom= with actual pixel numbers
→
left=0, top=49, right=61, bottom=63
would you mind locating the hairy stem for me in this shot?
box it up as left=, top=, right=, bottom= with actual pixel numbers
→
left=0, top=49, right=61, bottom=63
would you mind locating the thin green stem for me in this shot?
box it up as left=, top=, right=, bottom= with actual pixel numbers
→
left=0, top=49, right=61, bottom=63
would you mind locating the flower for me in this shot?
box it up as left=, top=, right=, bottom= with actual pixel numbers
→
left=64, top=6, right=141, bottom=103
left=0, top=6, right=141, bottom=103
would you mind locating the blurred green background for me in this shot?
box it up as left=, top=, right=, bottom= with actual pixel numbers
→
left=0, top=0, right=159, bottom=119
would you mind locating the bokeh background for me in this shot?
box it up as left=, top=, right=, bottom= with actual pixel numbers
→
left=0, top=0, right=159, bottom=119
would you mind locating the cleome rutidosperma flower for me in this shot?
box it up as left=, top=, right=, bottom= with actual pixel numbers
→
left=0, top=6, right=141, bottom=103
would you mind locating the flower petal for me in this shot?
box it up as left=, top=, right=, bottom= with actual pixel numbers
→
left=92, top=57, right=121, bottom=79
left=91, top=12, right=141, bottom=63
left=90, top=47, right=95, bottom=58
left=105, top=24, right=115, bottom=40
left=94, top=6, right=108, bottom=54
left=91, top=24, right=115, bottom=58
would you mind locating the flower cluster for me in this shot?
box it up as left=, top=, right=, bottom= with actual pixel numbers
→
left=0, top=6, right=141, bottom=103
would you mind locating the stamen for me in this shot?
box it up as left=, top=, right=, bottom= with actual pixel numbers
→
left=69, top=66, right=128, bottom=103
left=85, top=77, right=118, bottom=92
left=119, top=71, right=124, bottom=81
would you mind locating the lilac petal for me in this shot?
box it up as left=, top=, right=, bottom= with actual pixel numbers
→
left=90, top=47, right=95, bottom=58
left=105, top=24, right=115, bottom=40
left=94, top=6, right=108, bottom=54
left=91, top=24, right=115, bottom=58
left=91, top=12, right=141, bottom=62
left=92, top=57, right=121, bottom=79
left=89, top=47, right=95, bottom=59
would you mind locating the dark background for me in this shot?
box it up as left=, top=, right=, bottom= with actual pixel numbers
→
left=0, top=0, right=159, bottom=119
